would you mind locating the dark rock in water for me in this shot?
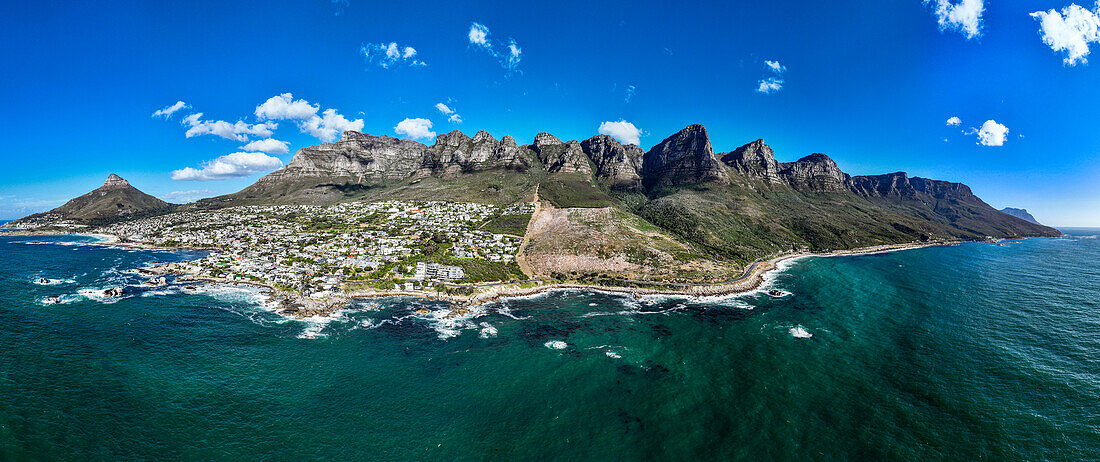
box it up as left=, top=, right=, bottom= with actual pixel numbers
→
left=768, top=289, right=784, bottom=297
left=184, top=285, right=198, bottom=291
left=103, top=287, right=124, bottom=297
left=651, top=323, right=673, bottom=338
left=642, top=361, right=671, bottom=380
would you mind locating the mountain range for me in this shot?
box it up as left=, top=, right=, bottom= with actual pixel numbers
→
left=10, top=124, right=1059, bottom=279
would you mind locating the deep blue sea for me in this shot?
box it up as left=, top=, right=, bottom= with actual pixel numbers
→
left=1, top=230, right=1098, bottom=460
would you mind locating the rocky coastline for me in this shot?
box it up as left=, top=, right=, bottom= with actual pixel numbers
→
left=2, top=228, right=997, bottom=320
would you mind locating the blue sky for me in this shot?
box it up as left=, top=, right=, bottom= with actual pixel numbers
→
left=1, top=0, right=1099, bottom=225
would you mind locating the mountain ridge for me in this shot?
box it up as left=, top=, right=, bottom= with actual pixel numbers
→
left=13, top=124, right=1059, bottom=280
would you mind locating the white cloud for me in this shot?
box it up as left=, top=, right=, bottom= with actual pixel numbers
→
left=361, top=42, right=426, bottom=69
left=1030, top=3, right=1100, bottom=66
left=152, top=101, right=189, bottom=119
left=255, top=93, right=319, bottom=120
left=435, top=102, right=463, bottom=124
left=468, top=23, right=490, bottom=47
left=598, top=120, right=642, bottom=146
left=301, top=109, right=365, bottom=143
left=925, top=0, right=985, bottom=40
left=506, top=39, right=522, bottom=69
left=240, top=138, right=290, bottom=155
left=181, top=113, right=276, bottom=142
left=467, top=22, right=522, bottom=71
left=764, top=60, right=786, bottom=73
left=394, top=118, right=435, bottom=140
left=946, top=116, right=962, bottom=126
left=756, top=77, right=784, bottom=94
left=625, top=85, right=636, bottom=103
left=160, top=189, right=215, bottom=203
left=171, top=152, right=284, bottom=181
left=254, top=93, right=363, bottom=142
left=970, top=119, right=1009, bottom=146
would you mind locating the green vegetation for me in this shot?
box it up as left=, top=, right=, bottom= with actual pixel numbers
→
left=481, top=213, right=532, bottom=236
left=540, top=175, right=615, bottom=208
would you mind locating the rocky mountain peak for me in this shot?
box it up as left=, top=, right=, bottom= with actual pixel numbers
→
left=533, top=136, right=591, bottom=174
left=580, top=135, right=644, bottom=189
left=433, top=130, right=472, bottom=147
left=721, top=139, right=781, bottom=183
left=533, top=132, right=563, bottom=147
left=642, top=124, right=729, bottom=187
left=779, top=153, right=848, bottom=192
left=100, top=174, right=131, bottom=189
left=472, top=130, right=496, bottom=143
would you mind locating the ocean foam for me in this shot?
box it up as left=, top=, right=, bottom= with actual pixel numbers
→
left=76, top=288, right=127, bottom=304
left=544, top=340, right=568, bottom=350
left=789, top=326, right=813, bottom=338
left=605, top=351, right=622, bottom=359
left=478, top=322, right=498, bottom=338
left=31, top=277, right=76, bottom=286
left=193, top=284, right=270, bottom=307
left=414, top=306, right=487, bottom=340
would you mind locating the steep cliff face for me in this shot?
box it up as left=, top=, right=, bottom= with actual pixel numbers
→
left=274, top=131, right=427, bottom=183
left=849, top=172, right=972, bottom=199
left=579, top=134, right=644, bottom=189
left=531, top=133, right=592, bottom=174
left=419, top=130, right=534, bottom=175
left=720, top=139, right=782, bottom=184
left=642, top=124, right=730, bottom=188
left=779, top=154, right=849, bottom=192
left=848, top=172, right=916, bottom=198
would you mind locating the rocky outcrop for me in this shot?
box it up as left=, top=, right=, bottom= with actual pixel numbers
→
left=419, top=130, right=534, bottom=175
left=642, top=124, right=730, bottom=188
left=779, top=154, right=849, bottom=192
left=579, top=134, right=644, bottom=189
left=100, top=174, right=131, bottom=190
left=273, top=131, right=426, bottom=183
left=721, top=141, right=847, bottom=191
left=531, top=133, right=592, bottom=174
left=720, top=139, right=782, bottom=184
left=848, top=172, right=972, bottom=200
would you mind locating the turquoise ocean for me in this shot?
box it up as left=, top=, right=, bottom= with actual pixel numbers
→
left=1, top=228, right=1098, bottom=460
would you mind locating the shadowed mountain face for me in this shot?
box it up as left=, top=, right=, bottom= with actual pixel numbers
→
left=12, top=175, right=174, bottom=227
left=180, top=123, right=1057, bottom=264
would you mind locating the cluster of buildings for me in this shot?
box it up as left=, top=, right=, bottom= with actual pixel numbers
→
left=95, top=201, right=528, bottom=295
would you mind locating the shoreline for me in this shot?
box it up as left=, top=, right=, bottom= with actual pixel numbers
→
left=2, top=228, right=1005, bottom=318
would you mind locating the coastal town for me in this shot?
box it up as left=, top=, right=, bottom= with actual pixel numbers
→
left=95, top=200, right=532, bottom=301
